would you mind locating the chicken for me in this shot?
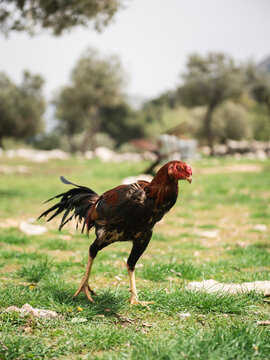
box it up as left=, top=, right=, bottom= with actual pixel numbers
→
left=39, top=160, right=192, bottom=305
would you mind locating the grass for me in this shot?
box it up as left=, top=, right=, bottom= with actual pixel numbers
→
left=0, top=155, right=269, bottom=359
left=141, top=261, right=202, bottom=281
left=0, top=228, right=29, bottom=245
left=128, top=324, right=270, bottom=360
left=17, top=257, right=53, bottom=283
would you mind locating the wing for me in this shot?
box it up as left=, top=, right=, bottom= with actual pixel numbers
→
left=88, top=181, right=150, bottom=226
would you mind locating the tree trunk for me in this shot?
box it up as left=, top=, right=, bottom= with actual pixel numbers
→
left=68, top=134, right=77, bottom=153
left=204, top=104, right=216, bottom=155
left=81, top=128, right=94, bottom=153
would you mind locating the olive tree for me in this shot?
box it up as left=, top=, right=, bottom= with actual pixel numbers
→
left=55, top=47, right=125, bottom=152
left=0, top=71, right=45, bottom=147
left=0, top=0, right=124, bottom=36
left=178, top=53, right=245, bottom=153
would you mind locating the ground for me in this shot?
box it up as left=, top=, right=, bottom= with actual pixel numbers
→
left=0, top=155, right=269, bottom=359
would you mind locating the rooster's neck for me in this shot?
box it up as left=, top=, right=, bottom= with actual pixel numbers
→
left=150, top=170, right=177, bottom=188
left=147, top=164, right=179, bottom=204
left=151, top=162, right=177, bottom=186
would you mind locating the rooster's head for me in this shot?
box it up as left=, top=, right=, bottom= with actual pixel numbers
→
left=168, top=161, right=192, bottom=183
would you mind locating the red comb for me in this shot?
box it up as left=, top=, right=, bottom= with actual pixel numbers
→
left=186, top=165, right=192, bottom=175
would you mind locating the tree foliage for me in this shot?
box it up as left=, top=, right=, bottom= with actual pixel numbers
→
left=55, top=47, right=126, bottom=151
left=0, top=0, right=123, bottom=36
left=251, top=74, right=270, bottom=112
left=140, top=100, right=192, bottom=138
left=178, top=53, right=245, bottom=152
left=250, top=104, right=270, bottom=141
left=101, top=103, right=145, bottom=148
left=0, top=71, right=45, bottom=147
left=243, top=64, right=270, bottom=140
left=212, top=102, right=251, bottom=143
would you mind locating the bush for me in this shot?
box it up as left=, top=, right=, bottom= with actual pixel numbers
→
left=190, top=102, right=252, bottom=144
left=212, top=101, right=252, bottom=142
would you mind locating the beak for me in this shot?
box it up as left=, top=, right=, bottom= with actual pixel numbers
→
left=186, top=176, right=192, bottom=184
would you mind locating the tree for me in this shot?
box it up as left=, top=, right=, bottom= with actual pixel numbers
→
left=244, top=63, right=270, bottom=140
left=212, top=101, right=251, bottom=143
left=140, top=100, right=193, bottom=138
left=0, top=0, right=124, bottom=36
left=251, top=104, right=270, bottom=141
left=0, top=71, right=45, bottom=147
left=178, top=53, right=245, bottom=153
left=55, top=47, right=125, bottom=152
left=251, top=72, right=270, bottom=112
left=101, top=103, right=145, bottom=148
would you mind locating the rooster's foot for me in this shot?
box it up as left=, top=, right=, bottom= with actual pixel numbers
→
left=73, top=284, right=96, bottom=302
left=128, top=297, right=154, bottom=308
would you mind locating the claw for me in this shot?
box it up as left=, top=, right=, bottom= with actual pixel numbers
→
left=74, top=284, right=96, bottom=302
left=128, top=297, right=154, bottom=308
left=87, top=285, right=97, bottom=296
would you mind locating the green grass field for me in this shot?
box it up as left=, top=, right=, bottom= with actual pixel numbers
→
left=0, top=155, right=269, bottom=359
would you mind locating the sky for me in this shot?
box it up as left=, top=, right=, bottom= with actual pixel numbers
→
left=0, top=0, right=270, bottom=100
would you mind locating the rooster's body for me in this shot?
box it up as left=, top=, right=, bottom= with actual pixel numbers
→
left=39, top=160, right=192, bottom=304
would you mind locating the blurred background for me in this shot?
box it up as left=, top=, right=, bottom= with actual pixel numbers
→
left=0, top=0, right=269, bottom=164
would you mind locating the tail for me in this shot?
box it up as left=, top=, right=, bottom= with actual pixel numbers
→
left=38, top=176, right=99, bottom=232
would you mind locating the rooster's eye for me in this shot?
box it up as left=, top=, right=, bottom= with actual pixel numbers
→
left=177, top=166, right=181, bottom=171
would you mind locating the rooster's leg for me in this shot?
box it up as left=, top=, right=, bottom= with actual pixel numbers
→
left=127, top=233, right=153, bottom=306
left=127, top=267, right=154, bottom=307
left=127, top=266, right=139, bottom=304
left=74, top=239, right=109, bottom=302
left=74, top=253, right=96, bottom=302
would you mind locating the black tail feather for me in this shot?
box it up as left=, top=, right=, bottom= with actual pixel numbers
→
left=38, top=177, right=99, bottom=232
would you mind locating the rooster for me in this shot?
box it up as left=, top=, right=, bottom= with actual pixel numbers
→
left=39, top=160, right=192, bottom=305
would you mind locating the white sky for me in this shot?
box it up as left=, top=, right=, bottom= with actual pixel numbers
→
left=0, top=0, right=269, bottom=100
